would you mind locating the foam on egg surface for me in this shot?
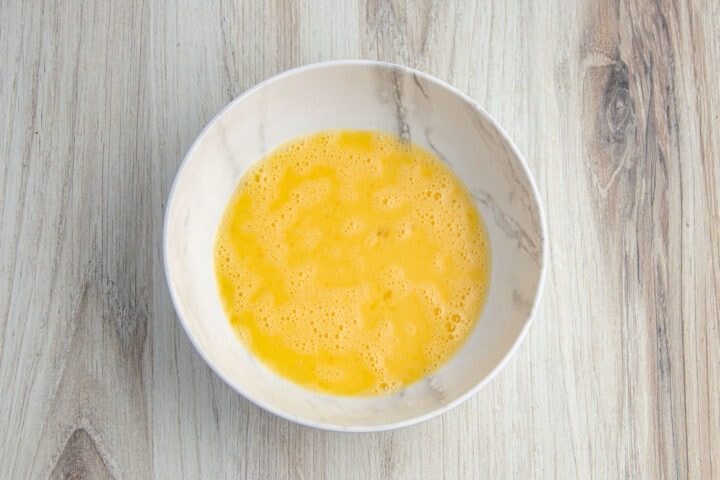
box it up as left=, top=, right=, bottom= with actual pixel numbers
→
left=214, top=129, right=490, bottom=396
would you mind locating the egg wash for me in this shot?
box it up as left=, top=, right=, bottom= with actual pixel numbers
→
left=214, top=129, right=490, bottom=396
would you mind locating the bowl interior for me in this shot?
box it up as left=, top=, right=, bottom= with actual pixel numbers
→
left=164, top=61, right=545, bottom=431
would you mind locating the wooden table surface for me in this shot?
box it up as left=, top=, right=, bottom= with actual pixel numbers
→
left=2, top=1, right=719, bottom=478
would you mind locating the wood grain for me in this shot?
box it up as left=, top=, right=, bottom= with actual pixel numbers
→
left=1, top=0, right=718, bottom=478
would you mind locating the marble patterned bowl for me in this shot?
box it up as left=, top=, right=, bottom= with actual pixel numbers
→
left=164, top=60, right=546, bottom=431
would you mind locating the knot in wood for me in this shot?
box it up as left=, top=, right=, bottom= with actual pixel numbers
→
left=600, top=61, right=634, bottom=145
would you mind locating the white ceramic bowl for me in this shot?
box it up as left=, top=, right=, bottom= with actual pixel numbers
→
left=164, top=60, right=546, bottom=431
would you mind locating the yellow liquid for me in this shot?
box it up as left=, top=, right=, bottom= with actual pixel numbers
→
left=214, top=130, right=490, bottom=396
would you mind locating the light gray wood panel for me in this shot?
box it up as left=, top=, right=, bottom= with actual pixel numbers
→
left=1, top=0, right=718, bottom=478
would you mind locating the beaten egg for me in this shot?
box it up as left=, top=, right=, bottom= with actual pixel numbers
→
left=214, top=129, right=490, bottom=396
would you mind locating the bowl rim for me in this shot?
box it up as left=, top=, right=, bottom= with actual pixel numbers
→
left=163, top=59, right=548, bottom=432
